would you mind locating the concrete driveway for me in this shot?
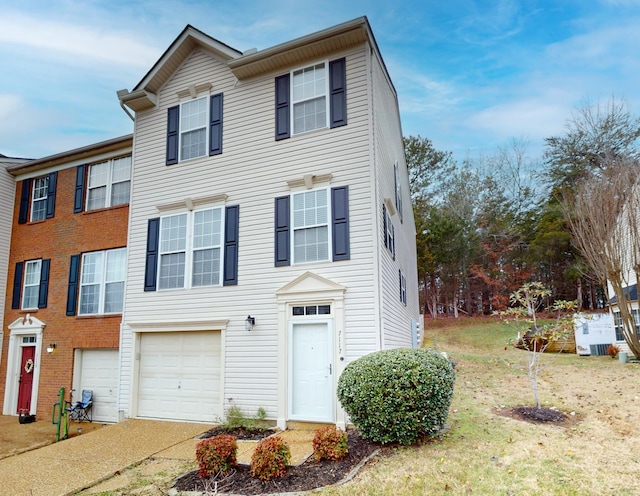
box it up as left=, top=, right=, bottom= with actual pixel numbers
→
left=0, top=418, right=212, bottom=496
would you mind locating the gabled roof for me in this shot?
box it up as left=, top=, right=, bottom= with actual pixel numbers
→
left=118, top=17, right=389, bottom=113
left=610, top=284, right=638, bottom=304
left=119, top=25, right=242, bottom=113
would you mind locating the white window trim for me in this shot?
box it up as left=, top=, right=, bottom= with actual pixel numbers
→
left=30, top=176, right=48, bottom=222
left=78, top=248, right=126, bottom=315
left=291, top=187, right=332, bottom=265
left=291, top=60, right=330, bottom=136
left=157, top=206, right=225, bottom=290
left=385, top=208, right=394, bottom=253
left=179, top=95, right=209, bottom=162
left=22, top=260, right=42, bottom=310
left=86, top=156, right=131, bottom=211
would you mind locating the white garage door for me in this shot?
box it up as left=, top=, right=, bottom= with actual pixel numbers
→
left=137, top=331, right=221, bottom=422
left=76, top=349, right=119, bottom=423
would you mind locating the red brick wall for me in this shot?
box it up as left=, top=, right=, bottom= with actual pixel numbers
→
left=0, top=165, right=128, bottom=419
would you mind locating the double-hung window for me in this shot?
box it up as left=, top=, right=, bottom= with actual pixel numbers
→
left=22, top=260, right=42, bottom=309
left=274, top=186, right=349, bottom=266
left=292, top=189, right=329, bottom=263
left=292, top=63, right=327, bottom=134
left=79, top=248, right=126, bottom=315
left=399, top=270, right=407, bottom=306
left=158, top=208, right=223, bottom=290
left=31, top=176, right=49, bottom=222
left=275, top=58, right=346, bottom=140
left=180, top=97, right=208, bottom=161
left=87, top=156, right=132, bottom=210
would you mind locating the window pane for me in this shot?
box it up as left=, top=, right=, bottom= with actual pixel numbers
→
left=192, top=248, right=220, bottom=286
left=104, top=281, right=124, bottom=313
left=88, top=162, right=109, bottom=188
left=87, top=186, right=107, bottom=210
left=160, top=214, right=187, bottom=253
left=292, top=64, right=325, bottom=101
left=159, top=252, right=185, bottom=289
left=81, top=252, right=103, bottom=284
left=106, top=249, right=126, bottom=282
left=294, top=226, right=328, bottom=263
left=110, top=181, right=130, bottom=206
left=318, top=305, right=331, bottom=315
left=79, top=284, right=100, bottom=314
left=193, top=208, right=222, bottom=249
left=111, top=156, right=131, bottom=183
left=181, top=128, right=206, bottom=160
left=293, top=190, right=327, bottom=228
left=24, top=260, right=42, bottom=285
left=293, top=97, right=326, bottom=134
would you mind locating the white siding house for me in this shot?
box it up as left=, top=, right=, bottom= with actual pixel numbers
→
left=117, top=17, right=419, bottom=428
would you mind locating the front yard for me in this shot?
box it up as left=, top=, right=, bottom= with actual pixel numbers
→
left=81, top=317, right=640, bottom=495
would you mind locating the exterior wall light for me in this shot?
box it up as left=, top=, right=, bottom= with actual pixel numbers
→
left=46, top=343, right=57, bottom=354
left=245, top=316, right=255, bottom=331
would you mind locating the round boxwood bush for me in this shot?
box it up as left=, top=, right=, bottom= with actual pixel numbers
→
left=337, top=348, right=455, bottom=445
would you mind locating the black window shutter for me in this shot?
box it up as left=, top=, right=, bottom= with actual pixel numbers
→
left=18, top=180, right=31, bottom=224
left=331, top=186, right=350, bottom=261
left=46, top=171, right=57, bottom=219
left=274, top=196, right=290, bottom=266
left=392, top=224, right=396, bottom=260
left=166, top=106, right=180, bottom=165
left=73, top=165, right=86, bottom=213
left=38, top=258, right=50, bottom=308
left=399, top=270, right=403, bottom=302
left=223, top=205, right=239, bottom=286
left=209, top=93, right=223, bottom=156
left=382, top=203, right=388, bottom=249
left=11, top=262, right=24, bottom=309
left=329, top=58, right=347, bottom=128
left=66, top=255, right=80, bottom=316
left=275, top=74, right=290, bottom=140
left=144, top=218, right=160, bottom=291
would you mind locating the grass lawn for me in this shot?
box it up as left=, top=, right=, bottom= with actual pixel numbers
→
left=322, top=317, right=640, bottom=496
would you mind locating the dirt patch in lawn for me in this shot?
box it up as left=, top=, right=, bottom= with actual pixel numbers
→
left=174, top=429, right=381, bottom=495
left=494, top=405, right=579, bottom=425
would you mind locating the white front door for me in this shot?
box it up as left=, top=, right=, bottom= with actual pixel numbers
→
left=289, top=322, right=333, bottom=422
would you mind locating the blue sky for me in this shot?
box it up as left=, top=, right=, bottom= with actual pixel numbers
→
left=1, top=0, right=639, bottom=163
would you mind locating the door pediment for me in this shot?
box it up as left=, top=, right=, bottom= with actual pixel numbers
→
left=276, top=271, right=345, bottom=301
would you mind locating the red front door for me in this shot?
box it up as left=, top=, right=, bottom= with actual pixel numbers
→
left=17, top=347, right=35, bottom=413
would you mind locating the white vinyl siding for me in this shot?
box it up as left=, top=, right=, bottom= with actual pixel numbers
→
left=31, top=176, right=48, bottom=222
left=292, top=62, right=328, bottom=134
left=0, top=166, right=14, bottom=321
left=87, top=156, right=131, bottom=210
left=79, top=248, right=126, bottom=315
left=180, top=96, right=208, bottom=160
left=292, top=189, right=329, bottom=264
left=22, top=259, right=41, bottom=310
left=120, top=45, right=383, bottom=419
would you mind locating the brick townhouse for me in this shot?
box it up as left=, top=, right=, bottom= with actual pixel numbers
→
left=0, top=135, right=131, bottom=422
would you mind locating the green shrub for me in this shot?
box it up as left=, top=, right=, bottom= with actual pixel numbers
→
left=195, top=434, right=238, bottom=477
left=337, top=348, right=456, bottom=445
left=250, top=436, right=291, bottom=481
left=313, top=425, right=348, bottom=461
left=222, top=404, right=269, bottom=431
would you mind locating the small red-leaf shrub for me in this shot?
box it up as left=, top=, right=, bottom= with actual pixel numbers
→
left=313, top=426, right=348, bottom=461
left=607, top=344, right=620, bottom=358
left=195, top=434, right=238, bottom=478
left=250, top=435, right=291, bottom=481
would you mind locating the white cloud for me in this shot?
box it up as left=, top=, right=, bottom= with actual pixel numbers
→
left=0, top=11, right=160, bottom=69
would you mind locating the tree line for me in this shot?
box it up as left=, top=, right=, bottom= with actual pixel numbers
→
left=409, top=97, right=640, bottom=320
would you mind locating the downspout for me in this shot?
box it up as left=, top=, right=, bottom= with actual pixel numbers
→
left=119, top=101, right=135, bottom=122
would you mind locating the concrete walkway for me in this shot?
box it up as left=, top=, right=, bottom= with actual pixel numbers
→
left=0, top=419, right=211, bottom=496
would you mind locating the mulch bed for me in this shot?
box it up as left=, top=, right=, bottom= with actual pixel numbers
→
left=495, top=406, right=576, bottom=425
left=174, top=429, right=380, bottom=495
left=198, top=426, right=278, bottom=441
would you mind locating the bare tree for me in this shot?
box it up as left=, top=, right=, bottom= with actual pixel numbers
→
left=562, top=157, right=640, bottom=356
